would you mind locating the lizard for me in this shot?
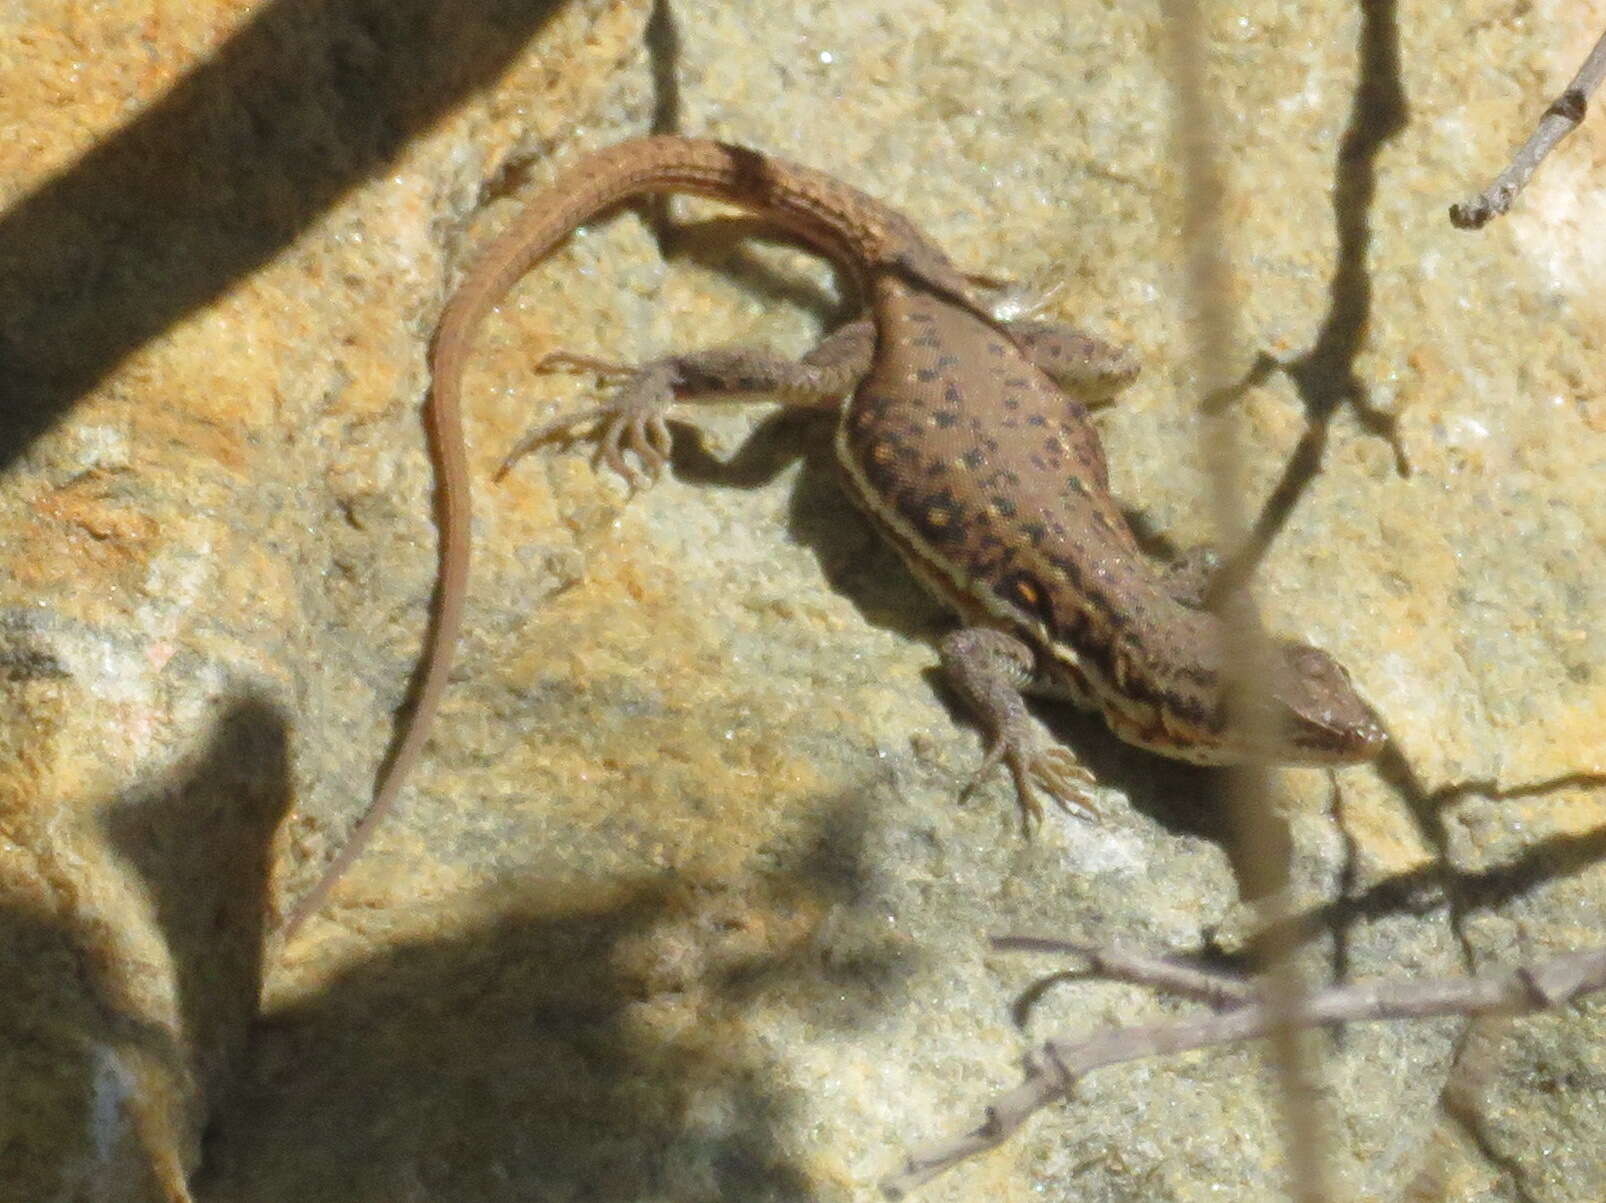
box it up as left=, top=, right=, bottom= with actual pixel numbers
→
left=278, top=135, right=1385, bottom=941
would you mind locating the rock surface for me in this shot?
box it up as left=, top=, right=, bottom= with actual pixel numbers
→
left=0, top=1, right=1602, bottom=1200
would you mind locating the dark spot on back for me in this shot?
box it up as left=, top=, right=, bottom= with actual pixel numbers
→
left=1047, top=552, right=1084, bottom=590
left=910, top=488, right=965, bottom=543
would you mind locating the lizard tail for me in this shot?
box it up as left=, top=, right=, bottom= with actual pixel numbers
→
left=277, top=136, right=966, bottom=943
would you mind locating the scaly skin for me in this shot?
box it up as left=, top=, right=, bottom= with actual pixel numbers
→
left=279, top=137, right=1385, bottom=940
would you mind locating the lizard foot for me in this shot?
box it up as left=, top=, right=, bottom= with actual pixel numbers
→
left=939, top=626, right=1103, bottom=833
left=496, top=355, right=679, bottom=487
left=958, top=729, right=1102, bottom=834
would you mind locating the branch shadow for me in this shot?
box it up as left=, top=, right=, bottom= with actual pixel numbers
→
left=1313, top=767, right=1606, bottom=952
left=1204, top=0, right=1409, bottom=598
left=997, top=768, right=1605, bottom=1202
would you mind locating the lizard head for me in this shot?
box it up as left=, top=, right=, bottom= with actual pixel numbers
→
left=1262, top=640, right=1387, bottom=763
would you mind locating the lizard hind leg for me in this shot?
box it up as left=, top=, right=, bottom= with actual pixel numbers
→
left=959, top=273, right=1140, bottom=401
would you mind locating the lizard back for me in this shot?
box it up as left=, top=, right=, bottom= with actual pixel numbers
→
left=836, top=276, right=1232, bottom=753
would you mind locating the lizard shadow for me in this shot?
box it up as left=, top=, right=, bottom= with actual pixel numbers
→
left=657, top=387, right=952, bottom=650
left=664, top=407, right=1249, bottom=860
left=656, top=215, right=861, bottom=328
left=196, top=799, right=904, bottom=1201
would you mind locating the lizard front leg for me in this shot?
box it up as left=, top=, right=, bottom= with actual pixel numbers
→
left=938, top=627, right=1102, bottom=830
left=1160, top=545, right=1225, bottom=609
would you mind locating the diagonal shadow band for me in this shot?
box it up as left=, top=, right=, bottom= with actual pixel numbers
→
left=0, top=0, right=569, bottom=469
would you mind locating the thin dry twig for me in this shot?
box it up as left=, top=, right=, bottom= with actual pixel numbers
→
left=990, top=936, right=1253, bottom=1009
left=880, top=944, right=1606, bottom=1198
left=1451, top=28, right=1606, bottom=228
left=1157, top=2, right=1332, bottom=1197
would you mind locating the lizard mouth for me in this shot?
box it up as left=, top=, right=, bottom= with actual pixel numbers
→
left=1287, top=704, right=1388, bottom=763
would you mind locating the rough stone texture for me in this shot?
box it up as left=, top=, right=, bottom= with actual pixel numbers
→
left=0, top=1, right=1602, bottom=1201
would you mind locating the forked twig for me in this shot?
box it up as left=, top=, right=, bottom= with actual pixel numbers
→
left=880, top=941, right=1606, bottom=1198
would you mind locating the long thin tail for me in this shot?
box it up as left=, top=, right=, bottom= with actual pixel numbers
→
left=276, top=136, right=963, bottom=943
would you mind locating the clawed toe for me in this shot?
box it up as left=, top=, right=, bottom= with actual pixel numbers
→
left=1033, top=746, right=1101, bottom=821
left=496, top=405, right=609, bottom=481
left=958, top=737, right=1011, bottom=807
left=500, top=358, right=679, bottom=486
left=537, top=350, right=635, bottom=377
left=958, top=733, right=1101, bottom=833
left=594, top=409, right=673, bottom=484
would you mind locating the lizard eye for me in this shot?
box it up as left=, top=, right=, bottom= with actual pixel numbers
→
left=1284, top=643, right=1341, bottom=685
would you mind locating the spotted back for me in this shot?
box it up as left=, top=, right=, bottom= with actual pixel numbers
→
left=836, top=278, right=1146, bottom=636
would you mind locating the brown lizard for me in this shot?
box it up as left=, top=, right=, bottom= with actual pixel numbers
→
left=278, top=136, right=1385, bottom=940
